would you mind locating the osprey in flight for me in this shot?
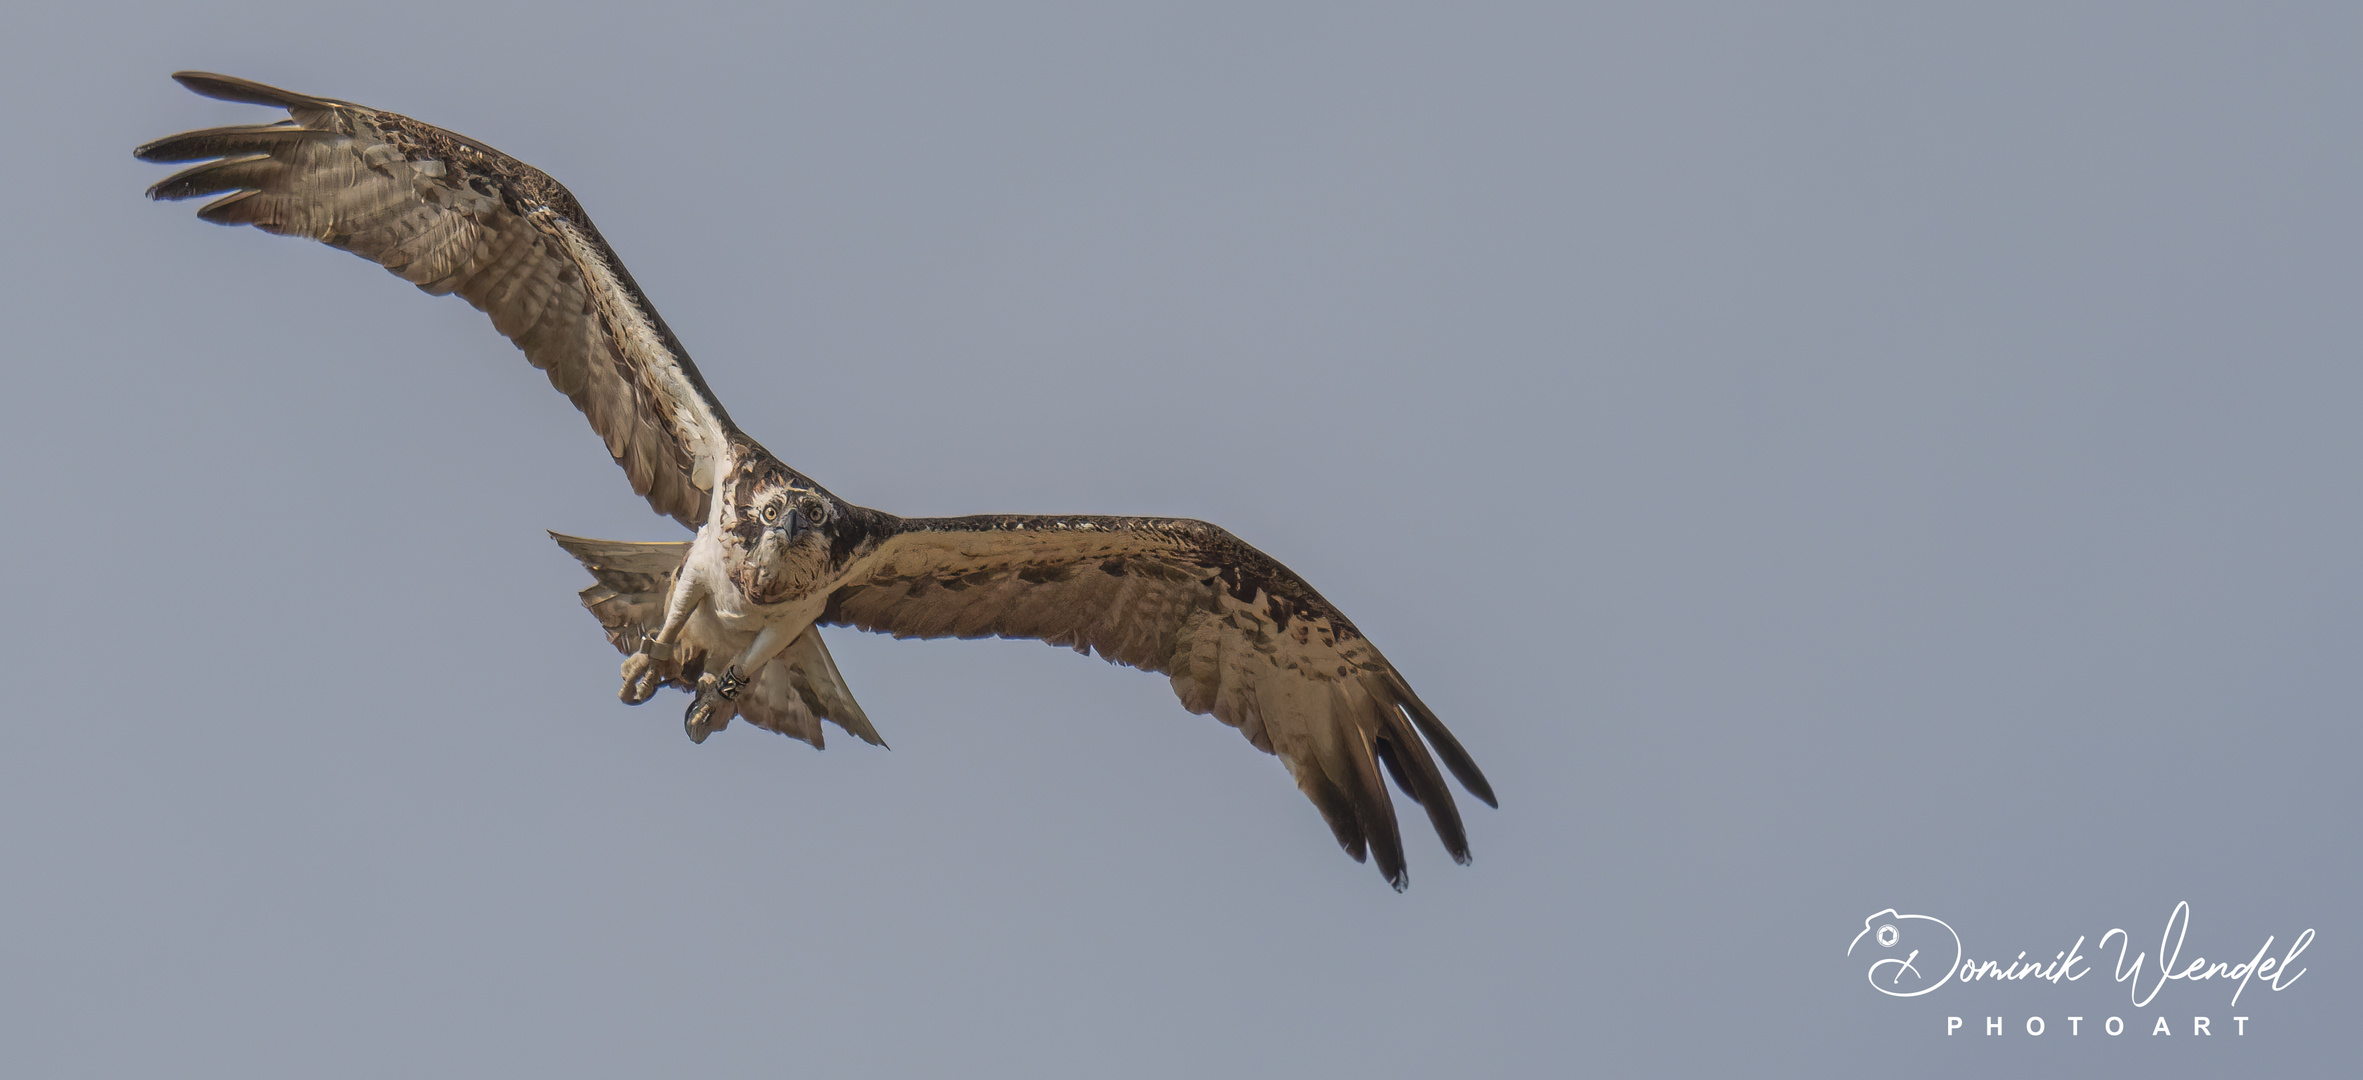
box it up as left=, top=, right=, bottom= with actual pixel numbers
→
left=138, top=73, right=1494, bottom=889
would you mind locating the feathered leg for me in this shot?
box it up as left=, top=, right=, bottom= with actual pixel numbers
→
left=621, top=560, right=710, bottom=705
left=682, top=623, right=795, bottom=742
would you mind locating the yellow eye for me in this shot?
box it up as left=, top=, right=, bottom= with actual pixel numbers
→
left=760, top=502, right=781, bottom=523
left=797, top=496, right=825, bottom=523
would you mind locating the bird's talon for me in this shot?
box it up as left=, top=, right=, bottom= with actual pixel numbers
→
left=619, top=652, right=662, bottom=705
left=682, top=672, right=730, bottom=743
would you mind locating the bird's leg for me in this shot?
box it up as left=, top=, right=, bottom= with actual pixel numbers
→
left=681, top=623, right=796, bottom=742
left=620, top=569, right=709, bottom=705
left=715, top=624, right=794, bottom=700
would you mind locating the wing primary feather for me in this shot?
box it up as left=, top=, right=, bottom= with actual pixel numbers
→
left=170, top=71, right=339, bottom=109
left=1373, top=733, right=1420, bottom=805
left=1285, top=753, right=1369, bottom=864
left=1387, top=671, right=1497, bottom=808
left=1373, top=699, right=1471, bottom=865
left=147, top=154, right=278, bottom=201
left=1339, top=713, right=1409, bottom=892
left=134, top=123, right=315, bottom=164
left=193, top=189, right=265, bottom=225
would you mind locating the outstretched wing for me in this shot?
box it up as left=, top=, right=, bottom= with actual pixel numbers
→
left=137, top=73, right=737, bottom=528
left=822, top=514, right=1494, bottom=890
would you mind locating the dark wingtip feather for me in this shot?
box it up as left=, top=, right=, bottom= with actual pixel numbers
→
left=1297, top=764, right=1367, bottom=862
left=170, top=71, right=337, bottom=110
left=1362, top=794, right=1408, bottom=891
left=1372, top=736, right=1421, bottom=805
left=192, top=189, right=264, bottom=225
left=146, top=154, right=269, bottom=201
left=1336, top=727, right=1408, bottom=892
left=1373, top=708, right=1472, bottom=865
left=1389, top=674, right=1498, bottom=809
left=135, top=123, right=314, bottom=164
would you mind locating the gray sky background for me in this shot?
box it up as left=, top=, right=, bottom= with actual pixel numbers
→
left=1, top=3, right=2355, bottom=1076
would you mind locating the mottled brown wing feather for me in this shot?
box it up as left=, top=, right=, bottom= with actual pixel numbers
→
left=137, top=73, right=738, bottom=529
left=821, top=514, right=1494, bottom=890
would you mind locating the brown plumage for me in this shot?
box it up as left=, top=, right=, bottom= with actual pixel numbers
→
left=137, top=72, right=733, bottom=529
left=141, top=73, right=1494, bottom=889
left=820, top=513, right=1495, bottom=882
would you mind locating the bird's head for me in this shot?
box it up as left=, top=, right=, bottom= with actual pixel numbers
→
left=723, top=460, right=848, bottom=605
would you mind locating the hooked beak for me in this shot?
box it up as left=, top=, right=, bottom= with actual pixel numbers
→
left=770, top=508, right=811, bottom=541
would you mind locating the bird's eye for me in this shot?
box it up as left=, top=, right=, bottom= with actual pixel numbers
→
left=760, top=502, right=781, bottom=523
left=796, top=496, right=826, bottom=524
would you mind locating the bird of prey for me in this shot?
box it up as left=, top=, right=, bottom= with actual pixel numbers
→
left=137, top=72, right=1494, bottom=889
